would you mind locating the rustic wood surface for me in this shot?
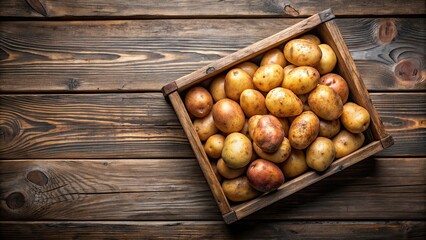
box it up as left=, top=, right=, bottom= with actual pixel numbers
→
left=0, top=1, right=425, bottom=238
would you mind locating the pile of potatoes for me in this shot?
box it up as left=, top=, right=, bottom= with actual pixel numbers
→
left=184, top=34, right=371, bottom=203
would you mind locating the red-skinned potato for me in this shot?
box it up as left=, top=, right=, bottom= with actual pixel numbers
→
left=184, top=86, right=213, bottom=118
left=212, top=98, right=245, bottom=133
left=308, top=85, right=343, bottom=121
left=222, top=176, right=260, bottom=202
left=253, top=64, right=284, bottom=92
left=209, top=75, right=227, bottom=102
left=260, top=48, right=287, bottom=67
left=316, top=44, right=337, bottom=74
left=319, top=73, right=349, bottom=104
left=280, top=149, right=308, bottom=178
left=225, top=68, right=254, bottom=101
left=284, top=39, right=322, bottom=66
left=341, top=102, right=371, bottom=133
left=240, top=89, right=268, bottom=117
left=248, top=115, right=263, bottom=140
left=193, top=111, right=218, bottom=141
left=235, top=62, right=259, bottom=77
left=288, top=111, right=320, bottom=149
left=247, top=159, right=285, bottom=192
left=253, top=115, right=285, bottom=153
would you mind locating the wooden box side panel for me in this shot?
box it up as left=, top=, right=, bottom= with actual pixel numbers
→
left=316, top=20, right=393, bottom=148
left=168, top=92, right=233, bottom=216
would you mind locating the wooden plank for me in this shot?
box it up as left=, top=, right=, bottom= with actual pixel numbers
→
left=0, top=0, right=424, bottom=18
left=0, top=221, right=424, bottom=239
left=0, top=158, right=425, bottom=220
left=0, top=18, right=424, bottom=92
left=0, top=93, right=423, bottom=159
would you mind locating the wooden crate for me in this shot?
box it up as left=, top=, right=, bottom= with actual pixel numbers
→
left=162, top=9, right=394, bottom=224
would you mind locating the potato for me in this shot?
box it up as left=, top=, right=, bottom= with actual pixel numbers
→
left=211, top=161, right=222, bottom=182
left=308, top=85, right=343, bottom=121
left=225, top=68, right=254, bottom=101
left=319, top=119, right=341, bottom=138
left=278, top=117, right=290, bottom=137
left=222, top=132, right=252, bottom=169
left=253, top=137, right=291, bottom=163
left=282, top=66, right=320, bottom=94
left=316, top=44, right=337, bottom=75
left=240, top=89, right=268, bottom=117
left=283, top=64, right=296, bottom=77
left=217, top=158, right=246, bottom=179
left=204, top=134, right=225, bottom=159
left=248, top=115, right=263, bottom=140
left=319, top=73, right=349, bottom=104
left=240, top=118, right=250, bottom=139
left=333, top=130, right=365, bottom=158
left=209, top=75, right=226, bottom=102
left=222, top=176, right=260, bottom=202
left=306, top=137, right=336, bottom=171
left=212, top=98, right=245, bottom=133
left=260, top=48, right=287, bottom=67
left=235, top=62, right=259, bottom=77
left=288, top=111, right=320, bottom=149
left=341, top=102, right=371, bottom=133
left=193, top=111, right=218, bottom=141
left=253, top=115, right=285, bottom=153
left=253, top=64, right=284, bottom=92
left=284, top=39, right=322, bottom=66
left=184, top=86, right=213, bottom=118
left=280, top=149, right=308, bottom=178
left=265, top=87, right=303, bottom=117
left=247, top=159, right=284, bottom=192
left=298, top=93, right=311, bottom=111
left=299, top=34, right=321, bottom=45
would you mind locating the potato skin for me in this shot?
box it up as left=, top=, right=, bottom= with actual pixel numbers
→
left=253, top=115, right=285, bottom=153
left=282, top=66, right=320, bottom=95
left=185, top=86, right=213, bottom=118
left=341, top=102, right=371, bottom=133
left=280, top=149, right=308, bottom=178
left=284, top=39, right=322, bottom=67
left=247, top=159, right=284, bottom=192
left=193, top=111, right=218, bottom=141
left=209, top=75, right=227, bottom=102
left=212, top=98, right=245, bottom=133
left=222, top=133, right=252, bottom=169
left=332, top=130, right=365, bottom=158
left=253, top=64, right=284, bottom=92
left=217, top=158, right=246, bottom=179
left=288, top=111, right=320, bottom=149
left=260, top=48, right=287, bottom=67
left=204, top=134, right=225, bottom=159
left=222, top=176, right=260, bottom=202
left=253, top=137, right=291, bottom=163
left=240, top=89, right=268, bottom=117
left=308, top=85, right=343, bottom=121
left=299, top=34, right=321, bottom=45
left=248, top=115, right=263, bottom=140
left=225, top=68, right=254, bottom=101
left=306, top=137, right=336, bottom=171
left=235, top=62, right=259, bottom=77
left=266, top=87, right=303, bottom=117
left=319, top=119, right=341, bottom=138
left=316, top=44, right=337, bottom=75
left=319, top=73, right=349, bottom=104
left=278, top=117, right=290, bottom=137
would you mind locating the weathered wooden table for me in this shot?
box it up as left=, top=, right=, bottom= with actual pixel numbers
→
left=1, top=1, right=425, bottom=239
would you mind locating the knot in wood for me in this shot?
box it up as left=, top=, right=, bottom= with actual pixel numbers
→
left=6, top=192, right=25, bottom=209
left=376, top=19, right=397, bottom=44
left=0, top=118, right=21, bottom=147
left=394, top=58, right=422, bottom=83
left=68, top=79, right=80, bottom=90
left=27, top=170, right=49, bottom=186
left=206, top=67, right=216, bottom=75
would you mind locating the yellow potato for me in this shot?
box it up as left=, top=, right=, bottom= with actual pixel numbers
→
left=298, top=34, right=321, bottom=45
left=193, top=111, right=218, bottom=141
left=284, top=39, right=322, bottom=66
left=282, top=66, right=320, bottom=94
left=248, top=115, right=263, bottom=140
left=240, top=118, right=250, bottom=140
left=253, top=64, right=284, bottom=92
left=212, top=98, right=245, bottom=133
left=235, top=62, right=259, bottom=77
left=260, top=48, right=287, bottom=67
left=217, top=158, right=246, bottom=179
left=280, top=149, right=308, bottom=178
left=283, top=64, right=296, bottom=77
left=333, top=130, right=365, bottom=158
left=209, top=75, right=226, bottom=102
left=319, top=119, right=341, bottom=138
left=306, top=137, right=336, bottom=171
left=240, top=89, right=268, bottom=117
left=316, top=44, right=337, bottom=75
left=266, top=87, right=303, bottom=117
left=204, top=134, right=225, bottom=159
left=288, top=111, right=320, bottom=149
left=222, top=176, right=260, bottom=202
left=222, top=132, right=252, bottom=169
left=253, top=137, right=291, bottom=163
left=298, top=93, right=311, bottom=111
left=225, top=68, right=254, bottom=101
left=278, top=117, right=290, bottom=137
left=308, top=85, right=343, bottom=121
left=185, top=86, right=213, bottom=118
left=341, top=102, right=371, bottom=133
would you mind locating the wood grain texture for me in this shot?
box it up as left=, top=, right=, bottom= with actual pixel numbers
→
left=0, top=221, right=424, bottom=240
left=1, top=18, right=424, bottom=92
left=0, top=158, right=425, bottom=220
left=0, top=0, right=424, bottom=18
left=0, top=93, right=424, bottom=159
